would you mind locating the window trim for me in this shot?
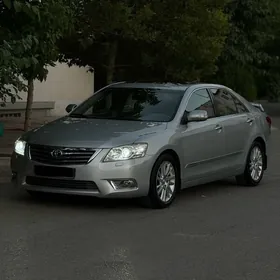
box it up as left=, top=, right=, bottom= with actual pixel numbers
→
left=184, top=87, right=217, bottom=119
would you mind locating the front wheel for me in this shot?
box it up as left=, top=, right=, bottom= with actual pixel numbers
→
left=236, top=141, right=265, bottom=186
left=146, top=154, right=179, bottom=209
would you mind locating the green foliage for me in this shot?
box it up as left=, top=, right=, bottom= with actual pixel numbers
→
left=60, top=0, right=158, bottom=85
left=2, top=0, right=280, bottom=104
left=0, top=35, right=38, bottom=105
left=216, top=62, right=257, bottom=101
left=0, top=0, right=39, bottom=104
left=60, top=0, right=229, bottom=88
left=140, top=0, right=229, bottom=82
left=0, top=0, right=72, bottom=104
left=217, top=0, right=280, bottom=99
left=80, top=0, right=156, bottom=41
left=10, top=0, right=72, bottom=81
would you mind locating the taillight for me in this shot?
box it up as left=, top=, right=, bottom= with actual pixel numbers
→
left=266, top=116, right=272, bottom=128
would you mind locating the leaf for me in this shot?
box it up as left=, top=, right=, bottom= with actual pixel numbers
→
left=31, top=57, right=38, bottom=65
left=13, top=1, right=22, bottom=13
left=31, top=6, right=39, bottom=16
left=0, top=0, right=73, bottom=103
left=3, top=0, right=12, bottom=9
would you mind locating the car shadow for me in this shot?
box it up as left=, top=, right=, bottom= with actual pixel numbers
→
left=180, top=177, right=238, bottom=197
left=13, top=191, right=143, bottom=211
left=8, top=177, right=245, bottom=211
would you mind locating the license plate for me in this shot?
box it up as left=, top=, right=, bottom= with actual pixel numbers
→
left=34, top=165, right=75, bottom=178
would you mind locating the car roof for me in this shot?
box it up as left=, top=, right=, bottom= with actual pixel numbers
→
left=109, top=81, right=227, bottom=91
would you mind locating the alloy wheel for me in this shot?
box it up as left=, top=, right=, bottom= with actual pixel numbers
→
left=156, top=161, right=176, bottom=203
left=249, top=146, right=263, bottom=182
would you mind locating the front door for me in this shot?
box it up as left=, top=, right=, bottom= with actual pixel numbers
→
left=178, top=88, right=226, bottom=182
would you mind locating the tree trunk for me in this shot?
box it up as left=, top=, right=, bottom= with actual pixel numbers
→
left=24, top=78, right=34, bottom=132
left=94, top=65, right=107, bottom=91
left=106, top=40, right=118, bottom=85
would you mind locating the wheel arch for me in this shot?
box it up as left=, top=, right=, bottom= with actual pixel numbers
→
left=155, top=148, right=182, bottom=188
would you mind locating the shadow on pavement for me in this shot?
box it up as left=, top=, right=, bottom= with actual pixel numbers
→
left=4, top=177, right=247, bottom=212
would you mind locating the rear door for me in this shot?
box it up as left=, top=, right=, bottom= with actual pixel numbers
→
left=179, top=88, right=226, bottom=182
left=208, top=87, right=254, bottom=170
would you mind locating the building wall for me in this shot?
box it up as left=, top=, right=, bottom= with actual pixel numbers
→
left=18, top=62, right=94, bottom=116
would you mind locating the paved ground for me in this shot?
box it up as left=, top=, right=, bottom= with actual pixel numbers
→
left=1, top=121, right=280, bottom=280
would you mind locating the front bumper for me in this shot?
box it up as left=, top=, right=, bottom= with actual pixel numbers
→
left=10, top=149, right=154, bottom=198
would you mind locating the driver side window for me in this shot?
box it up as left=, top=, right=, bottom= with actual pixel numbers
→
left=186, top=89, right=215, bottom=118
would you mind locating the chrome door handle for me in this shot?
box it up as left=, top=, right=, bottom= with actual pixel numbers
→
left=247, top=118, right=253, bottom=125
left=215, top=124, right=222, bottom=131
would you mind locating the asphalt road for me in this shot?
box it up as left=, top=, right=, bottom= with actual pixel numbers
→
left=1, top=120, right=280, bottom=280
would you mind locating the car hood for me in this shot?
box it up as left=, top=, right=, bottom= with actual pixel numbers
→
left=23, top=117, right=167, bottom=148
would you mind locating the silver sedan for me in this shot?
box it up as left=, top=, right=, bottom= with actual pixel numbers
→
left=11, top=82, right=271, bottom=208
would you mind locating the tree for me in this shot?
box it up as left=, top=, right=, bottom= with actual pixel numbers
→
left=257, top=1, right=280, bottom=101
left=60, top=0, right=157, bottom=90
left=0, top=0, right=72, bottom=131
left=137, top=0, right=229, bottom=82
left=216, top=0, right=280, bottom=100
left=60, top=0, right=229, bottom=89
left=0, top=0, right=40, bottom=105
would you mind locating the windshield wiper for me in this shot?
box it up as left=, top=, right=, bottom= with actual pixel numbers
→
left=69, top=114, right=106, bottom=119
left=69, top=113, right=88, bottom=118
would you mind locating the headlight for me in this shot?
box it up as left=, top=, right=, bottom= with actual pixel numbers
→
left=103, top=143, right=148, bottom=162
left=14, top=139, right=26, bottom=156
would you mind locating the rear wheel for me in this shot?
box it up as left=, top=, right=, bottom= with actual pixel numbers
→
left=146, top=154, right=179, bottom=209
left=236, top=141, right=265, bottom=186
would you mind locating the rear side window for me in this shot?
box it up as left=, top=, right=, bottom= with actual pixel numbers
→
left=209, top=88, right=238, bottom=116
left=186, top=89, right=215, bottom=118
left=231, top=94, right=248, bottom=113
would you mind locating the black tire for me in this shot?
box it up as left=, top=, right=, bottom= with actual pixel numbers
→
left=146, top=153, right=180, bottom=209
left=236, top=141, right=265, bottom=186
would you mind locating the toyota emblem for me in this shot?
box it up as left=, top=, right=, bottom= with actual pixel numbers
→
left=51, top=149, right=63, bottom=158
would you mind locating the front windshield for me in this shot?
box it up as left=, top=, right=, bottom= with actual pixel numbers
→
left=70, top=87, right=185, bottom=122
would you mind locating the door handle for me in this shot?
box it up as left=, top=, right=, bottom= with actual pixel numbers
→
left=247, top=118, right=253, bottom=125
left=215, top=124, right=222, bottom=132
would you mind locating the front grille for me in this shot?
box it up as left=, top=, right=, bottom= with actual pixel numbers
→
left=26, top=176, right=99, bottom=190
left=29, top=144, right=96, bottom=165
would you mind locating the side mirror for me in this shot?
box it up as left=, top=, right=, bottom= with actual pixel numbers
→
left=187, top=110, right=208, bottom=122
left=66, top=104, right=77, bottom=113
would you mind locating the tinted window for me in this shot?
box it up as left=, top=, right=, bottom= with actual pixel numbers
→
left=186, top=89, right=215, bottom=117
left=209, top=88, right=238, bottom=116
left=232, top=95, right=248, bottom=113
left=70, top=87, right=185, bottom=122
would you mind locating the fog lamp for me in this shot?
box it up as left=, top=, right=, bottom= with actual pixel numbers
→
left=109, top=179, right=137, bottom=190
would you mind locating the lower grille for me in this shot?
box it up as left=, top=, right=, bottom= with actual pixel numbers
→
left=26, top=176, right=99, bottom=190
left=29, top=144, right=96, bottom=165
